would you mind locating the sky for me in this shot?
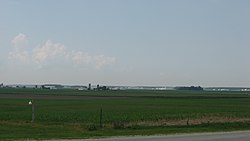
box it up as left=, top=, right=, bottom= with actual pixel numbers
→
left=0, top=0, right=249, bottom=87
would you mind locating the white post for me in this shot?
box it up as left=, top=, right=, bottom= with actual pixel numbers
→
left=29, top=100, right=35, bottom=122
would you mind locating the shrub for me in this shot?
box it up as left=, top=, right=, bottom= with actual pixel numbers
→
left=86, top=124, right=98, bottom=131
left=113, top=121, right=125, bottom=129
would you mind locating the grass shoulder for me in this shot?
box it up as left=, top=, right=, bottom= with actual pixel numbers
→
left=1, top=121, right=250, bottom=140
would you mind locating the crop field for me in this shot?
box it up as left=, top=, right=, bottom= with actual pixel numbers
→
left=0, top=88, right=250, bottom=140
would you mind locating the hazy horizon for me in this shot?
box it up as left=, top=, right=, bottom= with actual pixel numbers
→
left=1, top=0, right=249, bottom=87
left=2, top=83, right=250, bottom=88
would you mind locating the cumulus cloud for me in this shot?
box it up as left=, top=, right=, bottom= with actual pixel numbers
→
left=8, top=50, right=30, bottom=63
left=11, top=33, right=27, bottom=48
left=67, top=51, right=115, bottom=69
left=9, top=33, right=30, bottom=63
left=32, top=40, right=66, bottom=64
left=67, top=51, right=92, bottom=65
left=9, top=33, right=116, bottom=69
left=93, top=55, right=116, bottom=69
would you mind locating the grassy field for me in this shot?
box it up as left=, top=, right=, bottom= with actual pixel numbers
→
left=0, top=88, right=250, bottom=140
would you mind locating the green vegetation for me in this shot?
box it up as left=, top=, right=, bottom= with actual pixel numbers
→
left=0, top=88, right=250, bottom=140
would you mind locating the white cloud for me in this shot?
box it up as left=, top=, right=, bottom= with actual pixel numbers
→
left=8, top=50, right=30, bottom=63
left=32, top=40, right=66, bottom=64
left=11, top=33, right=27, bottom=48
left=67, top=51, right=116, bottom=69
left=67, top=51, right=92, bottom=65
left=9, top=34, right=115, bottom=69
left=93, top=55, right=116, bottom=69
left=9, top=33, right=30, bottom=63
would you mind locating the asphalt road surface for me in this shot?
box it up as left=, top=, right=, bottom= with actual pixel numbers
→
left=53, top=131, right=250, bottom=141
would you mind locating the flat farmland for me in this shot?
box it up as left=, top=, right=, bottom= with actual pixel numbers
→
left=0, top=88, right=250, bottom=140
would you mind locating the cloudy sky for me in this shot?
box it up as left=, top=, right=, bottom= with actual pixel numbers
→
left=0, top=0, right=249, bottom=87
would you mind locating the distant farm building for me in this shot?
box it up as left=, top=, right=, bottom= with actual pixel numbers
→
left=42, top=84, right=63, bottom=89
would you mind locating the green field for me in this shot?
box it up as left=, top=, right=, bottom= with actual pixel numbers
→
left=0, top=88, right=250, bottom=140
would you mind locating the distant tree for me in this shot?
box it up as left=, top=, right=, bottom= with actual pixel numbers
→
left=97, top=86, right=110, bottom=91
left=88, top=83, right=91, bottom=90
left=102, top=86, right=107, bottom=90
left=175, top=86, right=203, bottom=91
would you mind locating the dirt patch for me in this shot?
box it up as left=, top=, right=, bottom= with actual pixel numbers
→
left=126, top=117, right=250, bottom=127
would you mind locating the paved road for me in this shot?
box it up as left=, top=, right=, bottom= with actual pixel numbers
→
left=55, top=131, right=250, bottom=141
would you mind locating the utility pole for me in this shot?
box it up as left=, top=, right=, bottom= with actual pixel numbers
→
left=100, top=106, right=103, bottom=128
